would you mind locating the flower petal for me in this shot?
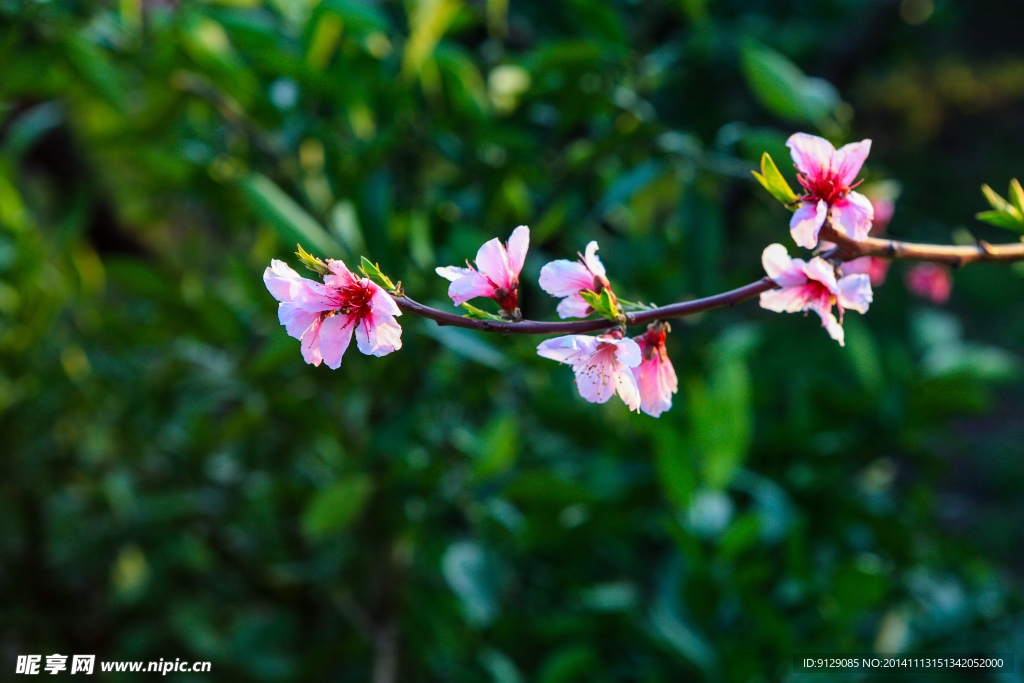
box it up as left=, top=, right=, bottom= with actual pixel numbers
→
left=787, top=133, right=837, bottom=177
left=536, top=334, right=597, bottom=364
left=762, top=244, right=806, bottom=288
left=831, top=191, right=874, bottom=242
left=572, top=345, right=620, bottom=404
left=608, top=336, right=642, bottom=368
left=435, top=265, right=475, bottom=282
left=582, top=241, right=606, bottom=278
left=448, top=271, right=496, bottom=305
left=539, top=259, right=594, bottom=297
left=790, top=200, right=828, bottom=249
left=264, top=260, right=304, bottom=302
left=614, top=365, right=641, bottom=412
left=634, top=355, right=678, bottom=418
left=803, top=256, right=839, bottom=293
left=356, top=310, right=403, bottom=357
left=836, top=273, right=873, bottom=313
left=833, top=139, right=871, bottom=187
left=369, top=282, right=401, bottom=317
left=264, top=260, right=335, bottom=309
left=327, top=259, right=354, bottom=279
left=506, top=225, right=530, bottom=279
left=813, top=307, right=845, bottom=346
left=555, top=293, right=593, bottom=319
left=474, top=236, right=512, bottom=289
left=759, top=285, right=813, bottom=313
left=300, top=316, right=324, bottom=366
left=318, top=313, right=356, bottom=369
left=278, top=303, right=320, bottom=339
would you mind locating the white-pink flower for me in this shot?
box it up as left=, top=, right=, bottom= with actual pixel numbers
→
left=436, top=225, right=529, bottom=315
left=788, top=133, right=874, bottom=249
left=632, top=324, right=678, bottom=418
left=760, top=243, right=872, bottom=346
left=264, top=258, right=402, bottom=368
left=538, top=241, right=615, bottom=319
left=536, top=332, right=641, bottom=410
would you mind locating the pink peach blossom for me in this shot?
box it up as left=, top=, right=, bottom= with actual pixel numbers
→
left=905, top=263, right=952, bottom=304
left=631, top=324, right=678, bottom=418
left=760, top=243, right=872, bottom=346
left=787, top=133, right=874, bottom=249
left=538, top=241, right=615, bottom=319
left=436, top=225, right=529, bottom=315
left=536, top=332, right=641, bottom=410
left=264, top=258, right=402, bottom=368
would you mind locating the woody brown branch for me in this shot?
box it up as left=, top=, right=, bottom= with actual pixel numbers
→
left=393, top=226, right=1024, bottom=335
left=819, top=222, right=1024, bottom=266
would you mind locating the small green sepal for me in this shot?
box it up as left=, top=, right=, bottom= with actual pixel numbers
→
left=295, top=243, right=329, bottom=274
left=752, top=152, right=799, bottom=210
left=359, top=256, right=398, bottom=291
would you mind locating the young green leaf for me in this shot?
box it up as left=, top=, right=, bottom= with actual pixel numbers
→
left=752, top=152, right=799, bottom=210
left=976, top=182, right=1024, bottom=231
left=1009, top=179, right=1024, bottom=218
left=359, top=256, right=397, bottom=291
left=975, top=210, right=1024, bottom=231
left=579, top=288, right=622, bottom=323
left=981, top=184, right=1012, bottom=212
left=460, top=302, right=506, bottom=321
left=295, top=243, right=328, bottom=274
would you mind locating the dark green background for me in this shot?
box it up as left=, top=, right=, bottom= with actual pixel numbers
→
left=3, top=0, right=1024, bottom=680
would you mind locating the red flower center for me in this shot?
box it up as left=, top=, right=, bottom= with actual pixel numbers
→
left=336, top=280, right=374, bottom=319
left=797, top=168, right=859, bottom=205
left=801, top=280, right=843, bottom=320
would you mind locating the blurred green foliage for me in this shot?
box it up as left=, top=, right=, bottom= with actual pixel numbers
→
left=3, top=0, right=1024, bottom=680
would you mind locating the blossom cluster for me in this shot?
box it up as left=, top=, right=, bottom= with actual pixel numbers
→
left=263, top=131, right=956, bottom=418
left=437, top=229, right=678, bottom=417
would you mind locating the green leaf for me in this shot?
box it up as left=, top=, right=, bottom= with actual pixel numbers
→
left=359, top=256, right=397, bottom=291
left=1009, top=178, right=1024, bottom=218
left=579, top=288, right=621, bottom=322
left=981, top=183, right=1012, bottom=212
left=751, top=152, right=798, bottom=209
left=302, top=474, right=374, bottom=541
left=739, top=38, right=840, bottom=126
left=320, top=0, right=392, bottom=33
left=241, top=174, right=343, bottom=257
left=975, top=210, right=1024, bottom=231
left=295, top=243, right=328, bottom=274
left=460, top=302, right=505, bottom=321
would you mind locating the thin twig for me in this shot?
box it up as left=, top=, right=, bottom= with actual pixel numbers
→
left=820, top=224, right=1024, bottom=266
left=393, top=227, right=1024, bottom=335
left=394, top=279, right=775, bottom=334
